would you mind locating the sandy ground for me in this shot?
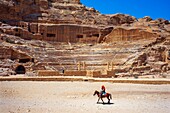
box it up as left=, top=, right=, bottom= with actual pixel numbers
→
left=0, top=81, right=170, bottom=113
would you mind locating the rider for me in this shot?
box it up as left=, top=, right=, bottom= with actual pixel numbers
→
left=100, top=85, right=106, bottom=97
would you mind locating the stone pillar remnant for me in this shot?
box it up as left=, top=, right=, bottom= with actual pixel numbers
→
left=82, top=61, right=86, bottom=70
left=107, top=62, right=110, bottom=70
left=77, top=62, right=81, bottom=71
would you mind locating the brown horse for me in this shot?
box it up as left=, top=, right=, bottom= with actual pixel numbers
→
left=93, top=90, right=112, bottom=103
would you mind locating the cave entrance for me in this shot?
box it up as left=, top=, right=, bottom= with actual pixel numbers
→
left=19, top=58, right=30, bottom=63
left=15, top=65, right=26, bottom=74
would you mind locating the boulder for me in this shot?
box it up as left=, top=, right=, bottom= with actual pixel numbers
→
left=108, top=14, right=137, bottom=25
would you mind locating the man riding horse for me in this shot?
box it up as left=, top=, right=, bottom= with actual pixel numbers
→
left=93, top=85, right=112, bottom=103
left=100, top=85, right=106, bottom=97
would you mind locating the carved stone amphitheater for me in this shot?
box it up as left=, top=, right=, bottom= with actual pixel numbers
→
left=0, top=0, right=170, bottom=78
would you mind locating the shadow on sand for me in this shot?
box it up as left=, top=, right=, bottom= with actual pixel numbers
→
left=97, top=102, right=114, bottom=105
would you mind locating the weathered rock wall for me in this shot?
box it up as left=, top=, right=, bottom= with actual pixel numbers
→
left=0, top=0, right=42, bottom=21
left=0, top=46, right=13, bottom=59
left=102, top=27, right=158, bottom=43
left=0, top=45, right=32, bottom=61
left=0, top=0, right=138, bottom=26
left=38, top=24, right=101, bottom=42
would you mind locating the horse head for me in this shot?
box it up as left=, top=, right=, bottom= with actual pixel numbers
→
left=93, top=90, right=99, bottom=96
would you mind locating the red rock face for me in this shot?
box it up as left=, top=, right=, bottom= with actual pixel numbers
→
left=103, top=27, right=158, bottom=43
left=0, top=0, right=137, bottom=26
left=0, top=0, right=170, bottom=77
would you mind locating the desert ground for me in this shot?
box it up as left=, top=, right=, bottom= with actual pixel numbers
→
left=0, top=81, right=170, bottom=113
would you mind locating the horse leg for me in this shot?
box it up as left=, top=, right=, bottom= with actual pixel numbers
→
left=101, top=98, right=104, bottom=104
left=107, top=96, right=110, bottom=103
left=110, top=94, right=112, bottom=100
left=97, top=97, right=100, bottom=103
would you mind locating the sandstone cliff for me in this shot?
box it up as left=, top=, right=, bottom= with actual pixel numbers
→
left=0, top=0, right=170, bottom=77
left=0, top=0, right=137, bottom=26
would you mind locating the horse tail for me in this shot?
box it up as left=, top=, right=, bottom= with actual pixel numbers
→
left=110, top=94, right=112, bottom=100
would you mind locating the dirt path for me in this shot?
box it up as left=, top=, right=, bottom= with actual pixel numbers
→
left=0, top=81, right=170, bottom=113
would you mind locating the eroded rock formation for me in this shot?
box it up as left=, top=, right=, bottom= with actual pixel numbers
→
left=0, top=0, right=170, bottom=78
left=101, top=27, right=158, bottom=43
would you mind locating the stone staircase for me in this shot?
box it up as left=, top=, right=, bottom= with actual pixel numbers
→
left=24, top=40, right=155, bottom=71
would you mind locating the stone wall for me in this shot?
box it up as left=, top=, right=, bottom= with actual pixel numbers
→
left=37, top=70, right=60, bottom=76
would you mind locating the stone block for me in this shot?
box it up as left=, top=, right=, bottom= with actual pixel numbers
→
left=86, top=70, right=102, bottom=77
left=114, top=67, right=129, bottom=73
left=37, top=70, right=60, bottom=76
left=132, top=66, right=151, bottom=72
left=64, top=70, right=86, bottom=76
left=106, top=70, right=115, bottom=77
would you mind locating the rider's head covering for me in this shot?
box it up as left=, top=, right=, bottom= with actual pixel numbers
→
left=101, top=85, right=105, bottom=90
